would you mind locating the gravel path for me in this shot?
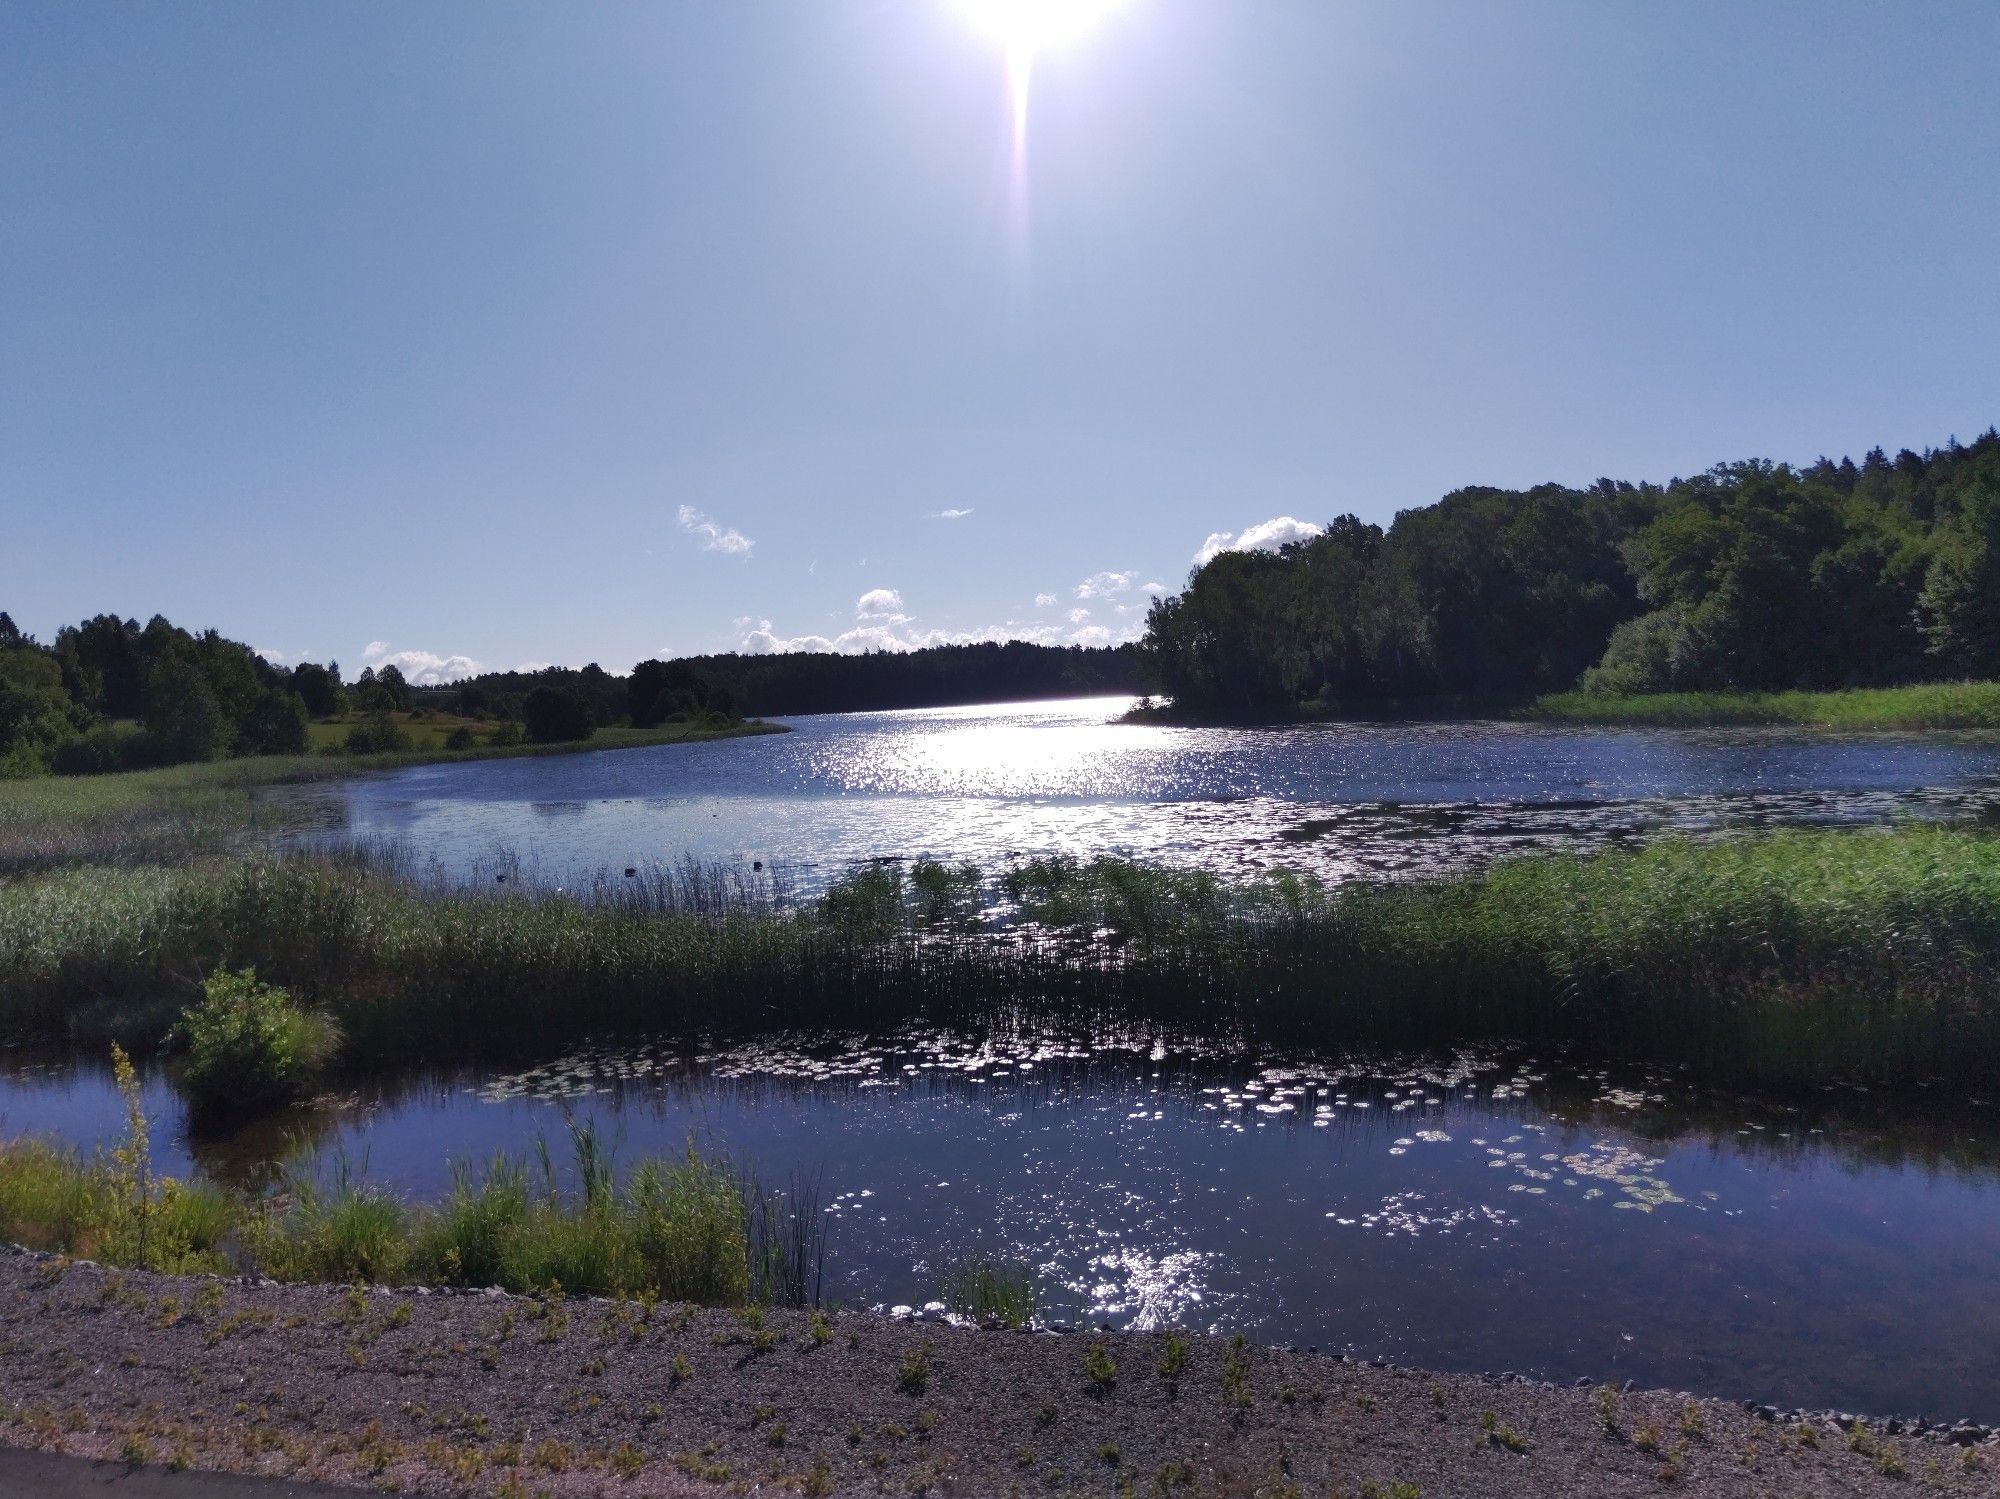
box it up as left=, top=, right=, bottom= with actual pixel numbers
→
left=1, top=1249, right=1994, bottom=1497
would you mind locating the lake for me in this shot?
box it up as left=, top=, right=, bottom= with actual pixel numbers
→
left=276, top=695, right=2000, bottom=891
left=19, top=699, right=2000, bottom=1421
left=6, top=1033, right=1999, bottom=1421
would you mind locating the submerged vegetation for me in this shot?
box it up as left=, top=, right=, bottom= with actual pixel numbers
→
left=1533, top=679, right=2000, bottom=730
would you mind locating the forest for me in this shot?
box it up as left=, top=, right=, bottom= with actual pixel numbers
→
left=0, top=615, right=1138, bottom=778
left=1138, top=430, right=2000, bottom=716
left=656, top=640, right=1138, bottom=716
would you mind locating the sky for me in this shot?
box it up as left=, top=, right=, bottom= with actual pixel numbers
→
left=4, top=1, right=1997, bottom=682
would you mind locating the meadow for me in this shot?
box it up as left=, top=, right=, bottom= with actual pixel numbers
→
left=1533, top=679, right=2000, bottom=731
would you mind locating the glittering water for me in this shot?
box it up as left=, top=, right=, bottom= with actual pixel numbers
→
left=9, top=1033, right=2000, bottom=1420
left=274, top=696, right=2000, bottom=890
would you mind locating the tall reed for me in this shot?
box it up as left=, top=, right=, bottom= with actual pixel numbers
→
left=5, top=826, right=2000, bottom=1090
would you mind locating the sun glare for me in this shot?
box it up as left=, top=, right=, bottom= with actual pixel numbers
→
left=955, top=0, right=1133, bottom=245
left=957, top=0, right=1129, bottom=57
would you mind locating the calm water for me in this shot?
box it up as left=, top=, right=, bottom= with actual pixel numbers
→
left=34, top=703, right=2000, bottom=1417
left=5, top=1034, right=1999, bottom=1420
left=276, top=696, right=2000, bottom=889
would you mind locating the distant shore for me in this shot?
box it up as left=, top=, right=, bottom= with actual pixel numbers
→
left=1531, top=680, right=2000, bottom=731
left=1, top=1250, right=1989, bottom=1498
left=1122, top=679, right=2000, bottom=733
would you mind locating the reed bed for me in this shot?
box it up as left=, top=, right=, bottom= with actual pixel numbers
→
left=4, top=826, right=2000, bottom=1091
left=1533, top=679, right=2000, bottom=730
left=0, top=1103, right=823, bottom=1307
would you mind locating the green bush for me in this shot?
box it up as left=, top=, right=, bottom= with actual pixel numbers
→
left=343, top=714, right=411, bottom=755
left=170, top=968, right=341, bottom=1121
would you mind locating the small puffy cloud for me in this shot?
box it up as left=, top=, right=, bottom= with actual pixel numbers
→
left=1069, top=624, right=1116, bottom=648
left=255, top=647, right=289, bottom=664
left=927, top=507, right=974, bottom=521
left=1075, top=570, right=1137, bottom=599
left=677, top=504, right=755, bottom=556
left=1194, top=516, right=1324, bottom=566
left=361, top=640, right=483, bottom=686
left=1067, top=607, right=1091, bottom=624
left=1033, top=592, right=1057, bottom=608
left=512, top=661, right=553, bottom=673
left=855, top=587, right=905, bottom=617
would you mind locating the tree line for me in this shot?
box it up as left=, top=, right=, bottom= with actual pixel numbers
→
left=0, top=614, right=1139, bottom=777
left=414, top=643, right=1138, bottom=723
left=1137, top=429, right=2000, bottom=716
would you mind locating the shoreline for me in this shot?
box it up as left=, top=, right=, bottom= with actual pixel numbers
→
left=1, top=1249, right=1990, bottom=1497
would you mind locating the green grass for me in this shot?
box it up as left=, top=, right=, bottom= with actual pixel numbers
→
left=1532, top=679, right=2000, bottom=730
left=4, top=826, right=2000, bottom=1091
left=0, top=1119, right=803, bottom=1306
left=939, top=1257, right=1037, bottom=1329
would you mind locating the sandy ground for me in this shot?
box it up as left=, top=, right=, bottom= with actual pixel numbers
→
left=1, top=1248, right=1995, bottom=1497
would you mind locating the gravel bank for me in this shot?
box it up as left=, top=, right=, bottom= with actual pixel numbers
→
left=0, top=1250, right=1993, bottom=1497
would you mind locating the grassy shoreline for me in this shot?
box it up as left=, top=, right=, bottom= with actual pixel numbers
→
left=3, top=825, right=1999, bottom=1092
left=1128, top=678, right=2000, bottom=731
left=0, top=720, right=785, bottom=878
left=1532, top=680, right=2000, bottom=730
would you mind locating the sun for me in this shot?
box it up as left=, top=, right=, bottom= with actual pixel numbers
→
left=956, top=0, right=1129, bottom=57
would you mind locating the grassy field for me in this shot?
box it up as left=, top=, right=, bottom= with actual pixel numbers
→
left=1533, top=680, right=2000, bottom=730
left=3, top=821, right=1999, bottom=1091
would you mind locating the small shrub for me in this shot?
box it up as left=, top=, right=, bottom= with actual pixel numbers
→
left=171, top=968, right=340, bottom=1121
left=897, top=1341, right=932, bottom=1395
left=1221, top=1334, right=1251, bottom=1407
left=1083, top=1340, right=1116, bottom=1391
left=1158, top=1331, right=1190, bottom=1384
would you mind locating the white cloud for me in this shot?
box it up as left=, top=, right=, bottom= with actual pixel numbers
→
left=1194, top=516, right=1324, bottom=566
left=1075, top=570, right=1137, bottom=599
left=676, top=504, right=755, bottom=556
left=738, top=610, right=1145, bottom=656
left=361, top=640, right=483, bottom=685
left=927, top=507, right=974, bottom=521
left=1067, top=607, right=1091, bottom=624
left=855, top=588, right=905, bottom=617
left=1033, top=592, right=1057, bottom=608
left=255, top=647, right=289, bottom=664
left=512, top=661, right=554, bottom=673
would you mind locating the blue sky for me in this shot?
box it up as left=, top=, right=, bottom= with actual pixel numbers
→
left=4, top=1, right=1997, bottom=681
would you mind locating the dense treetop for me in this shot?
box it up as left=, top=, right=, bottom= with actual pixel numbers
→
left=1138, top=430, right=2000, bottom=716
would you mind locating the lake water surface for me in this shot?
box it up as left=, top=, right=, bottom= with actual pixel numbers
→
left=278, top=696, right=2000, bottom=890
left=5, top=1034, right=1999, bottom=1421
left=20, top=701, right=2000, bottom=1420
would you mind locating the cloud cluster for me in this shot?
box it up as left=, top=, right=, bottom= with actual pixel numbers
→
left=361, top=640, right=483, bottom=686
left=1075, top=570, right=1137, bottom=599
left=677, top=504, right=755, bottom=556
left=737, top=578, right=1144, bottom=656
left=1033, top=592, right=1057, bottom=608
left=1194, top=516, right=1324, bottom=566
